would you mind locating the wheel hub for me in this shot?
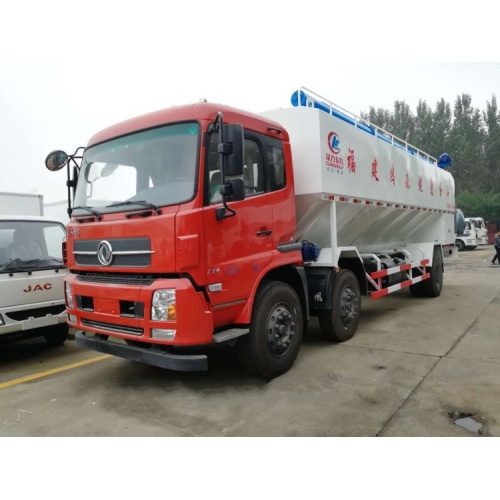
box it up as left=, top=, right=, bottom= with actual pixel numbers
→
left=340, top=286, right=358, bottom=326
left=266, top=305, right=296, bottom=357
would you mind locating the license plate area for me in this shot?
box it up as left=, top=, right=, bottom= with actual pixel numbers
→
left=76, top=295, right=144, bottom=318
left=94, top=297, right=118, bottom=315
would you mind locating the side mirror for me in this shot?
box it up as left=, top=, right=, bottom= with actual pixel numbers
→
left=45, top=150, right=68, bottom=171
left=221, top=124, right=244, bottom=176
left=220, top=178, right=245, bottom=202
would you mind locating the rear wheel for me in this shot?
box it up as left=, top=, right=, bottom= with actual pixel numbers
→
left=318, top=269, right=361, bottom=342
left=421, top=247, right=443, bottom=297
left=44, top=324, right=68, bottom=347
left=237, top=281, right=303, bottom=379
left=409, top=280, right=424, bottom=297
left=456, top=239, right=465, bottom=251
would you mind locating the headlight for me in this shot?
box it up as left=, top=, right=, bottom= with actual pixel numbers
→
left=65, top=282, right=74, bottom=308
left=152, top=289, right=176, bottom=321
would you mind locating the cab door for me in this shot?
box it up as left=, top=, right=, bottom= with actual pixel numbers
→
left=202, top=132, right=274, bottom=325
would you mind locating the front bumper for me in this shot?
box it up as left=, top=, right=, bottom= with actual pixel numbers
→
left=66, top=274, right=213, bottom=345
left=75, top=331, right=208, bottom=371
left=0, top=300, right=67, bottom=336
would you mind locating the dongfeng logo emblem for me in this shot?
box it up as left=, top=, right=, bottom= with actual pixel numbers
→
left=97, top=240, right=113, bottom=266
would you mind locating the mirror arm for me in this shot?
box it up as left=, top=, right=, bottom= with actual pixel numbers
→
left=65, top=147, right=84, bottom=215
left=71, top=146, right=85, bottom=158
left=216, top=204, right=236, bottom=220
left=209, top=112, right=239, bottom=221
left=216, top=112, right=235, bottom=220
left=65, top=160, right=72, bottom=217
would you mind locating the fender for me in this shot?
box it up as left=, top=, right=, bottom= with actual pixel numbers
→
left=234, top=249, right=304, bottom=324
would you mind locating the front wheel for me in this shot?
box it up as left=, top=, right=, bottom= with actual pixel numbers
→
left=456, top=239, right=465, bottom=251
left=44, top=324, right=69, bottom=347
left=318, top=269, right=361, bottom=342
left=237, top=281, right=303, bottom=379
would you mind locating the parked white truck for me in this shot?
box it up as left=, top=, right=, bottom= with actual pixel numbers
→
left=465, top=217, right=488, bottom=245
left=0, top=192, right=69, bottom=345
left=454, top=209, right=479, bottom=251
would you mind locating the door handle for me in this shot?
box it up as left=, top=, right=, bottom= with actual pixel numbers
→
left=256, top=229, right=272, bottom=237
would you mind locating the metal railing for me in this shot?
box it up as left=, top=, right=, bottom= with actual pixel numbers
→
left=293, top=87, right=438, bottom=166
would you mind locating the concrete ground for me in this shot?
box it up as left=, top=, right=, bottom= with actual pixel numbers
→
left=1, top=245, right=499, bottom=436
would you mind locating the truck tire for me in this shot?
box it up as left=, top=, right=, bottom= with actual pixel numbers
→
left=409, top=280, right=424, bottom=297
left=421, top=248, right=443, bottom=298
left=44, top=324, right=69, bottom=347
left=318, top=269, right=360, bottom=342
left=455, top=239, right=465, bottom=251
left=236, top=281, right=303, bottom=379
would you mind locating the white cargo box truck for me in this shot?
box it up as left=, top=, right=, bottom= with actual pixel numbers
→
left=0, top=191, right=44, bottom=216
left=44, top=199, right=70, bottom=225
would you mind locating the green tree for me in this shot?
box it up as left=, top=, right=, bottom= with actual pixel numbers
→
left=482, top=94, right=500, bottom=192
left=429, top=98, right=452, bottom=160
left=361, top=107, right=391, bottom=130
left=447, top=94, right=485, bottom=194
left=457, top=190, right=500, bottom=224
left=390, top=100, right=414, bottom=142
left=409, top=100, right=433, bottom=154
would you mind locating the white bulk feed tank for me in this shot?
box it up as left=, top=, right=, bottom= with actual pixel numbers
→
left=261, top=88, right=455, bottom=268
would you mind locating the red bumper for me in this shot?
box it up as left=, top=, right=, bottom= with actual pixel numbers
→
left=65, top=274, right=213, bottom=346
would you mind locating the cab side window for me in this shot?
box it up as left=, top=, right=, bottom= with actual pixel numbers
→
left=206, top=133, right=221, bottom=204
left=267, top=141, right=286, bottom=191
left=243, top=139, right=263, bottom=196
left=206, top=133, right=264, bottom=204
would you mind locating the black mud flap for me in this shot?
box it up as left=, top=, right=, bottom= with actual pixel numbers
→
left=304, top=267, right=335, bottom=311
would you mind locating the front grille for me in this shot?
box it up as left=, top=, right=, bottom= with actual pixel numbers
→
left=75, top=254, right=151, bottom=267
left=6, top=305, right=66, bottom=321
left=82, top=319, right=143, bottom=336
left=77, top=273, right=156, bottom=286
left=74, top=238, right=152, bottom=268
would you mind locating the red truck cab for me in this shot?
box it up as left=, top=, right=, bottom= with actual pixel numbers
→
left=47, top=102, right=306, bottom=377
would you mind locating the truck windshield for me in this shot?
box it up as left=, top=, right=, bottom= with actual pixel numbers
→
left=0, top=220, right=66, bottom=273
left=73, top=122, right=200, bottom=213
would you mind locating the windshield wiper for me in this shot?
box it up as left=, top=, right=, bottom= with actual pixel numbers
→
left=71, top=206, right=102, bottom=220
left=107, top=200, right=161, bottom=214
left=0, top=258, right=65, bottom=272
left=1, top=261, right=25, bottom=272
left=22, top=258, right=64, bottom=267
left=1, top=259, right=33, bottom=274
